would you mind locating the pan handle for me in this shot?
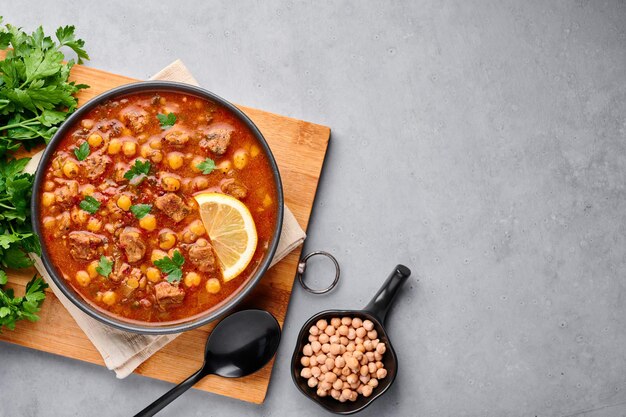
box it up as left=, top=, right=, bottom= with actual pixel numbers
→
left=363, top=265, right=411, bottom=324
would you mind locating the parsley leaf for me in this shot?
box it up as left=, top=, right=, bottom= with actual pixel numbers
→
left=196, top=158, right=216, bottom=174
left=154, top=250, right=185, bottom=283
left=73, top=141, right=90, bottom=161
left=130, top=204, right=152, bottom=219
left=157, top=112, right=176, bottom=129
left=79, top=195, right=100, bottom=214
left=123, top=159, right=151, bottom=185
left=95, top=256, right=113, bottom=278
left=0, top=275, right=48, bottom=332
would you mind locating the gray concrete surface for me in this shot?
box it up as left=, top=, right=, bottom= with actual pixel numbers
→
left=1, top=1, right=625, bottom=416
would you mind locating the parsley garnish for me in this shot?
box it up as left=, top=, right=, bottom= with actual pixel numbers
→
left=130, top=204, right=152, bottom=219
left=154, top=250, right=185, bottom=283
left=157, top=113, right=176, bottom=130
left=196, top=158, right=216, bottom=174
left=95, top=256, right=113, bottom=278
left=0, top=273, right=48, bottom=331
left=73, top=142, right=90, bottom=161
left=123, top=160, right=151, bottom=185
left=79, top=195, right=100, bottom=214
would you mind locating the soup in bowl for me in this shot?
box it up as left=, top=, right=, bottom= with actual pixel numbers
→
left=32, top=82, right=283, bottom=334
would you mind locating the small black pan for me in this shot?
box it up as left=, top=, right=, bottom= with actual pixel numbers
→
left=291, top=265, right=412, bottom=414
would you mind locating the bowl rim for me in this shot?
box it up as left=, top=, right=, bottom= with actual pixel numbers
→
left=31, top=80, right=284, bottom=334
left=290, top=308, right=398, bottom=415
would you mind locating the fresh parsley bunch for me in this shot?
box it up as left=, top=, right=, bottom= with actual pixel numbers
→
left=0, top=19, right=89, bottom=331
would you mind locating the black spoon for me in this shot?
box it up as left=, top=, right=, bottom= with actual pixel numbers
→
left=135, top=309, right=281, bottom=417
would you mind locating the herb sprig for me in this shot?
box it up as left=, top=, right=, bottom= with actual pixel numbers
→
left=154, top=250, right=185, bottom=283
left=196, top=158, right=215, bottom=174
left=130, top=204, right=151, bottom=219
left=124, top=160, right=151, bottom=185
left=157, top=112, right=176, bottom=130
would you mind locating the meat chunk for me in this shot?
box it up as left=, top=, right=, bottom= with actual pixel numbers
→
left=187, top=238, right=217, bottom=273
left=69, top=231, right=105, bottom=261
left=83, top=152, right=111, bottom=180
left=154, top=282, right=185, bottom=305
left=119, top=227, right=146, bottom=263
left=199, top=124, right=233, bottom=155
left=120, top=107, right=149, bottom=133
left=155, top=193, right=190, bottom=223
left=221, top=178, right=248, bottom=199
left=163, top=129, right=189, bottom=146
left=54, top=180, right=79, bottom=206
left=110, top=256, right=131, bottom=283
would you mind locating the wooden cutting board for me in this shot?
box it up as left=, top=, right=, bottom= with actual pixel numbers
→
left=0, top=61, right=330, bottom=404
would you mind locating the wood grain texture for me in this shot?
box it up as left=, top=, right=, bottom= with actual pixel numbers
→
left=0, top=60, right=330, bottom=404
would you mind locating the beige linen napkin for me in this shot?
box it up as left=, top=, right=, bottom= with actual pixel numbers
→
left=25, top=60, right=305, bottom=378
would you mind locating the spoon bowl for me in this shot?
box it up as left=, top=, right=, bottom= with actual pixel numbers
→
left=135, top=309, right=281, bottom=416
left=291, top=265, right=411, bottom=415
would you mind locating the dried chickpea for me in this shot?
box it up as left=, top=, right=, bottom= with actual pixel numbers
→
left=367, top=330, right=378, bottom=340
left=184, top=272, right=201, bottom=287
left=75, top=270, right=90, bottom=287
left=361, top=385, right=373, bottom=397
left=363, top=320, right=374, bottom=331
left=331, top=318, right=341, bottom=328
left=376, top=368, right=387, bottom=379
left=309, top=325, right=320, bottom=336
left=63, top=161, right=79, bottom=178
left=319, top=333, right=330, bottom=344
left=338, top=325, right=349, bottom=336
left=88, top=133, right=103, bottom=147
left=316, top=388, right=328, bottom=398
left=368, top=378, right=378, bottom=388
left=117, top=195, right=132, bottom=211
left=321, top=343, right=331, bottom=354
left=324, top=325, right=335, bottom=336
left=205, top=278, right=221, bottom=294
left=351, top=317, right=363, bottom=328
left=300, top=356, right=310, bottom=367
left=307, top=378, right=318, bottom=388
left=356, top=327, right=367, bottom=339
left=303, top=344, right=313, bottom=356
left=311, top=340, right=322, bottom=353
left=301, top=368, right=312, bottom=379
left=139, top=214, right=157, bottom=231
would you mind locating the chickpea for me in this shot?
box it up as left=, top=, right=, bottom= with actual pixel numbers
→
left=324, top=325, right=335, bottom=336
left=321, top=343, right=331, bottom=354
left=149, top=138, right=162, bottom=149
left=338, top=325, right=349, bottom=336
left=63, top=161, right=79, bottom=178
left=301, top=367, right=312, bottom=379
left=316, top=319, right=328, bottom=331
left=250, top=144, right=260, bottom=158
left=188, top=219, right=205, bottom=236
left=263, top=193, right=273, bottom=208
left=158, top=229, right=177, bottom=250
left=43, top=181, right=55, bottom=191
left=81, top=184, right=96, bottom=196
left=71, top=208, right=89, bottom=224
left=75, top=270, right=90, bottom=287
left=102, top=291, right=117, bottom=306
left=151, top=249, right=167, bottom=264
left=319, top=333, right=330, bottom=344
left=233, top=149, right=249, bottom=170
left=42, top=192, right=55, bottom=207
left=123, top=141, right=137, bottom=156
left=303, top=344, right=313, bottom=356
left=367, top=330, right=378, bottom=340
left=300, top=356, right=310, bottom=367
left=376, top=368, right=387, bottom=379
left=311, top=341, right=322, bottom=353
left=316, top=388, right=328, bottom=398
left=88, top=133, right=103, bottom=147
left=361, top=385, right=373, bottom=397
left=146, top=267, right=161, bottom=283
left=167, top=152, right=184, bottom=170
left=216, top=160, right=232, bottom=173
left=87, top=261, right=99, bottom=279
left=117, top=195, right=132, bottom=211
left=87, top=218, right=102, bottom=232
left=309, top=325, right=320, bottom=336
left=184, top=272, right=201, bottom=287
left=161, top=176, right=181, bottom=192
left=356, top=327, right=367, bottom=339
left=363, top=320, right=374, bottom=331
left=126, top=277, right=139, bottom=289
left=42, top=216, right=56, bottom=229
left=308, top=334, right=318, bottom=343
left=139, top=214, right=157, bottom=231
left=341, top=317, right=352, bottom=326
left=307, top=378, right=318, bottom=388
left=346, top=374, right=358, bottom=385
left=193, top=156, right=211, bottom=174
left=192, top=176, right=209, bottom=191
left=352, top=317, right=363, bottom=328
left=81, top=119, right=94, bottom=129
left=376, top=343, right=386, bottom=355
left=348, top=327, right=356, bottom=340
left=368, top=378, right=378, bottom=388
left=108, top=138, right=122, bottom=154
left=205, top=278, right=221, bottom=294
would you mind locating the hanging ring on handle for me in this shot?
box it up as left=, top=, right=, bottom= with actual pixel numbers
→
left=297, top=251, right=340, bottom=294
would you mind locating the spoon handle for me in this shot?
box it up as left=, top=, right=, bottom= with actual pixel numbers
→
left=363, top=265, right=411, bottom=324
left=134, top=367, right=206, bottom=417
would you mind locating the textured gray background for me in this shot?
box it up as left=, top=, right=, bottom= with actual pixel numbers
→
left=1, top=1, right=626, bottom=416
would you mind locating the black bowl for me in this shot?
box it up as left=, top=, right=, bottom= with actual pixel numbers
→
left=31, top=81, right=284, bottom=334
left=291, top=265, right=411, bottom=414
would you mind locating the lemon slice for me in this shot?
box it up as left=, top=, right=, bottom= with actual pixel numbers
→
left=194, top=192, right=258, bottom=282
